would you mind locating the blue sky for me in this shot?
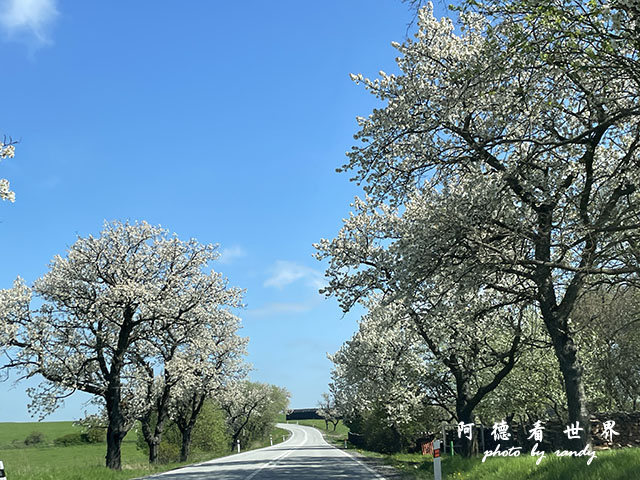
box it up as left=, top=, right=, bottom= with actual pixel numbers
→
left=0, top=0, right=448, bottom=422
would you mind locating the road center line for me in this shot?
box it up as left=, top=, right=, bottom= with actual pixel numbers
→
left=244, top=448, right=295, bottom=480
left=242, top=426, right=306, bottom=480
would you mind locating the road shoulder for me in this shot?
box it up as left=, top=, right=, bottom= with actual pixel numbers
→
left=340, top=448, right=413, bottom=479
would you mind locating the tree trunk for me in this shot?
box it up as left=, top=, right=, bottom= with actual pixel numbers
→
left=550, top=325, right=591, bottom=450
left=141, top=414, right=156, bottom=464
left=176, top=393, right=207, bottom=462
left=104, top=304, right=135, bottom=469
left=452, top=347, right=518, bottom=457
left=177, top=409, right=199, bottom=462
left=180, top=426, right=193, bottom=462
left=535, top=205, right=590, bottom=450
left=105, top=410, right=127, bottom=470
left=149, top=440, right=160, bottom=465
left=104, top=373, right=128, bottom=469
left=452, top=357, right=488, bottom=458
left=141, top=415, right=162, bottom=464
left=453, top=369, right=475, bottom=458
left=142, top=410, right=169, bottom=464
left=390, top=424, right=403, bottom=452
left=456, top=408, right=475, bottom=458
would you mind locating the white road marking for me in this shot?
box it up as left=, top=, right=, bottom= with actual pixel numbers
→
left=323, top=431, right=387, bottom=480
left=146, top=423, right=387, bottom=479
left=244, top=448, right=295, bottom=480
left=282, top=423, right=386, bottom=479
left=243, top=425, right=307, bottom=479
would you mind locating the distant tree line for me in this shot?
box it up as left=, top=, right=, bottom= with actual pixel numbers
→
left=135, top=383, right=289, bottom=463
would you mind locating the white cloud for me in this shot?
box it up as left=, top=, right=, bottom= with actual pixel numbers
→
left=0, top=0, right=59, bottom=46
left=263, top=261, right=325, bottom=290
left=247, top=301, right=315, bottom=317
left=218, top=245, right=246, bottom=264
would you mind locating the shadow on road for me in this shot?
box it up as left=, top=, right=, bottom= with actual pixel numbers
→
left=154, top=452, right=378, bottom=479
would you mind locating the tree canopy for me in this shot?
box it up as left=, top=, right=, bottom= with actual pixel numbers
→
left=318, top=0, right=640, bottom=450
left=0, top=220, right=245, bottom=469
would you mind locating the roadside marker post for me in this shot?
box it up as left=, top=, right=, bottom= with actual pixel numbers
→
left=270, top=435, right=273, bottom=446
left=433, top=439, right=442, bottom=480
left=237, top=439, right=241, bottom=453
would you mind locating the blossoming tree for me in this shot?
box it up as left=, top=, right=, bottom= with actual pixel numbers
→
left=136, top=307, right=247, bottom=464
left=0, top=220, right=244, bottom=469
left=168, top=312, right=248, bottom=462
left=317, top=197, right=532, bottom=456
left=316, top=392, right=341, bottom=432
left=220, top=381, right=290, bottom=451
left=319, top=0, right=640, bottom=450
left=328, top=301, right=440, bottom=451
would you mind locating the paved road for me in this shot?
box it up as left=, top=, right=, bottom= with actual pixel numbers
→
left=144, top=423, right=385, bottom=479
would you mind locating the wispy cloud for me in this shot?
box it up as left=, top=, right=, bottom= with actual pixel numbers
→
left=218, top=245, right=246, bottom=264
left=247, top=301, right=316, bottom=317
left=263, top=261, right=325, bottom=290
left=0, top=0, right=59, bottom=47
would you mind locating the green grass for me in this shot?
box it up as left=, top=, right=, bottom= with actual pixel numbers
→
left=0, top=441, right=160, bottom=480
left=0, top=422, right=291, bottom=480
left=247, top=426, right=291, bottom=450
left=287, top=419, right=349, bottom=447
left=290, top=419, right=349, bottom=436
left=356, top=447, right=640, bottom=480
left=0, top=421, right=79, bottom=448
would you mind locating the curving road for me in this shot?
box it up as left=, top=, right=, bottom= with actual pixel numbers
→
left=144, top=423, right=385, bottom=479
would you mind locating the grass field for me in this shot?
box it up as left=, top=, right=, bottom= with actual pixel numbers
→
left=247, top=426, right=291, bottom=450
left=288, top=418, right=349, bottom=436
left=358, top=447, right=640, bottom=480
left=286, top=419, right=349, bottom=447
left=0, top=422, right=290, bottom=480
left=0, top=421, right=79, bottom=448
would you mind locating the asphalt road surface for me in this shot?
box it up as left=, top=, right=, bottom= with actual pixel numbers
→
left=144, top=423, right=385, bottom=479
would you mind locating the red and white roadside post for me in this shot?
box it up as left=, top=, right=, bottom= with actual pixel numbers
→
left=433, top=439, right=442, bottom=480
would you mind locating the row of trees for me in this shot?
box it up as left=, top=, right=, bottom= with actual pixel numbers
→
left=326, top=287, right=640, bottom=452
left=136, top=382, right=290, bottom=463
left=0, top=220, right=288, bottom=469
left=316, top=0, right=640, bottom=455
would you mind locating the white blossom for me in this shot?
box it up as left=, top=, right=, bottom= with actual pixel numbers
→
left=322, top=0, right=640, bottom=450
left=0, top=141, right=17, bottom=202
left=1, top=220, right=246, bottom=469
